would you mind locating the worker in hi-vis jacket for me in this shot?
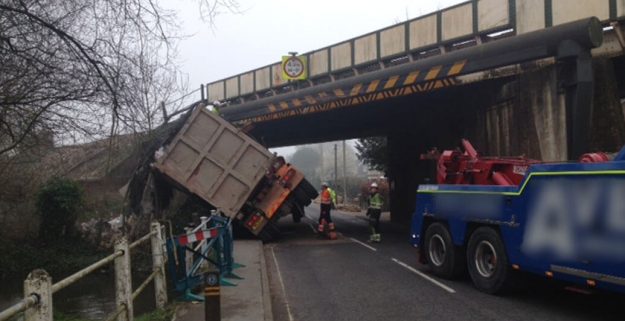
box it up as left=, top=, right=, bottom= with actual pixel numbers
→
left=318, top=182, right=337, bottom=233
left=367, top=182, right=384, bottom=243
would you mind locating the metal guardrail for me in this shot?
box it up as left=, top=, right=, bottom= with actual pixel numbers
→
left=0, top=222, right=167, bottom=321
left=166, top=213, right=240, bottom=302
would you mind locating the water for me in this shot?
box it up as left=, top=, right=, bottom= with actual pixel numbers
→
left=0, top=272, right=157, bottom=320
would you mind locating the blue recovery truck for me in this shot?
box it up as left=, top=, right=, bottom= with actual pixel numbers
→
left=410, top=146, right=625, bottom=294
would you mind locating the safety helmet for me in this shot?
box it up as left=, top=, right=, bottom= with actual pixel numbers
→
left=321, top=182, right=328, bottom=187
left=370, top=182, right=378, bottom=188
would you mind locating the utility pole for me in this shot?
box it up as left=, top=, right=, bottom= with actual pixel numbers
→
left=319, top=144, right=324, bottom=184
left=342, top=140, right=347, bottom=204
left=334, top=144, right=338, bottom=189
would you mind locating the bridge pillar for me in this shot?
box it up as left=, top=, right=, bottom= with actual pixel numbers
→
left=588, top=58, right=625, bottom=152
left=518, top=65, right=568, bottom=161
left=386, top=131, right=430, bottom=224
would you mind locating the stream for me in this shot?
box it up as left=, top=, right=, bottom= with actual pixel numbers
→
left=0, top=272, right=158, bottom=320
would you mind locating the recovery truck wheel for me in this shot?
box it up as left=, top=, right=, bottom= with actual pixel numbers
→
left=466, top=227, right=511, bottom=294
left=424, top=223, right=464, bottom=279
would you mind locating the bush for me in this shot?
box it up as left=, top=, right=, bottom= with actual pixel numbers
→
left=36, top=177, right=84, bottom=242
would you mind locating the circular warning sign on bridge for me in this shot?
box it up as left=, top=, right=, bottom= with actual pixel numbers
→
left=281, top=56, right=307, bottom=80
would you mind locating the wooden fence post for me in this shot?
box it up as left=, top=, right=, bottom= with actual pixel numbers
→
left=24, top=269, right=52, bottom=321
left=151, top=222, right=168, bottom=309
left=114, top=238, right=133, bottom=321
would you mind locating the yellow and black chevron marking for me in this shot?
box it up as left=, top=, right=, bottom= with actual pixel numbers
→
left=204, top=286, right=220, bottom=297
left=245, top=59, right=467, bottom=124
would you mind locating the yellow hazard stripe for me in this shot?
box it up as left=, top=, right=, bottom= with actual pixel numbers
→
left=383, top=76, right=400, bottom=89
left=305, top=95, right=317, bottom=104
left=403, top=71, right=420, bottom=85
left=350, top=83, right=363, bottom=96
left=334, top=88, right=345, bottom=97
left=447, top=60, right=467, bottom=76
left=366, top=80, right=380, bottom=93
left=425, top=66, right=442, bottom=80
left=292, top=98, right=302, bottom=107
left=279, top=101, right=289, bottom=110
left=268, top=104, right=277, bottom=112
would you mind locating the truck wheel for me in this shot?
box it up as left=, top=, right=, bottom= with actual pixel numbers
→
left=299, top=179, right=318, bottom=199
left=292, top=203, right=303, bottom=223
left=466, top=227, right=511, bottom=294
left=424, top=223, right=464, bottom=279
left=293, top=187, right=312, bottom=206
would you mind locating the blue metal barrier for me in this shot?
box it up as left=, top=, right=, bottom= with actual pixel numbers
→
left=166, top=212, right=243, bottom=301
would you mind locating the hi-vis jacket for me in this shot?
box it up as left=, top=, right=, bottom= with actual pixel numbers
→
left=321, top=188, right=337, bottom=205
left=368, top=193, right=384, bottom=210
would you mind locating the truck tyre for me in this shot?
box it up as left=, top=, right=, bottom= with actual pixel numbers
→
left=424, top=223, right=464, bottom=279
left=293, top=187, right=313, bottom=206
left=466, top=227, right=511, bottom=294
left=292, top=203, right=303, bottom=223
left=299, top=180, right=318, bottom=199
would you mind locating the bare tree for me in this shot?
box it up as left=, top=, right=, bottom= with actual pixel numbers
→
left=0, top=0, right=234, bottom=156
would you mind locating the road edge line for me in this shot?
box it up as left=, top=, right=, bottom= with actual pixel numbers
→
left=349, top=237, right=377, bottom=252
left=270, top=246, right=295, bottom=321
left=259, top=242, right=274, bottom=321
left=391, top=258, right=456, bottom=294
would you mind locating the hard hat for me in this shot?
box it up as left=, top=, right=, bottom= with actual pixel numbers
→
left=370, top=182, right=378, bottom=188
left=321, top=182, right=328, bottom=187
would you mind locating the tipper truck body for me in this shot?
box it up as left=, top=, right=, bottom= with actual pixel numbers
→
left=153, top=104, right=317, bottom=238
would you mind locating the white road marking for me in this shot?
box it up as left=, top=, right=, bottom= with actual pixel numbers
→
left=271, top=246, right=295, bottom=321
left=391, top=258, right=456, bottom=294
left=349, top=237, right=377, bottom=252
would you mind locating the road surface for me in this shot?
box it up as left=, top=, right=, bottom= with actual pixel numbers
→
left=265, top=206, right=623, bottom=321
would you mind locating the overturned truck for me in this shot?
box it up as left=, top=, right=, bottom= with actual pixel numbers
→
left=128, top=103, right=317, bottom=240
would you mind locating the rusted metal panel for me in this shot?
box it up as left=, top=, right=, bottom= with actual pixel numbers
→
left=225, top=77, right=239, bottom=99
left=478, top=0, right=509, bottom=31
left=409, top=15, right=438, bottom=50
left=255, top=67, right=271, bottom=91
left=330, top=42, right=352, bottom=71
left=441, top=3, right=474, bottom=41
left=239, top=72, right=254, bottom=95
left=154, top=106, right=273, bottom=218
left=516, top=0, right=545, bottom=34
left=354, top=34, right=377, bottom=65
left=309, top=49, right=329, bottom=77
left=271, top=63, right=285, bottom=87
left=207, top=81, right=224, bottom=102
left=552, top=0, right=610, bottom=25
left=380, top=25, right=406, bottom=58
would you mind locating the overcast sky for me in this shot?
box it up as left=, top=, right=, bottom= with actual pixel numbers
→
left=169, top=0, right=465, bottom=155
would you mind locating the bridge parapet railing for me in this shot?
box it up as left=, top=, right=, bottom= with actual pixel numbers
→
left=0, top=222, right=167, bottom=321
left=205, top=0, right=625, bottom=105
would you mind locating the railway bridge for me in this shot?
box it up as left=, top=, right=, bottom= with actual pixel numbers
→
left=204, top=0, right=625, bottom=222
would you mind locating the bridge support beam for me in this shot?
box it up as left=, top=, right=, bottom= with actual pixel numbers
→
left=558, top=40, right=595, bottom=160
left=386, top=131, right=429, bottom=224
